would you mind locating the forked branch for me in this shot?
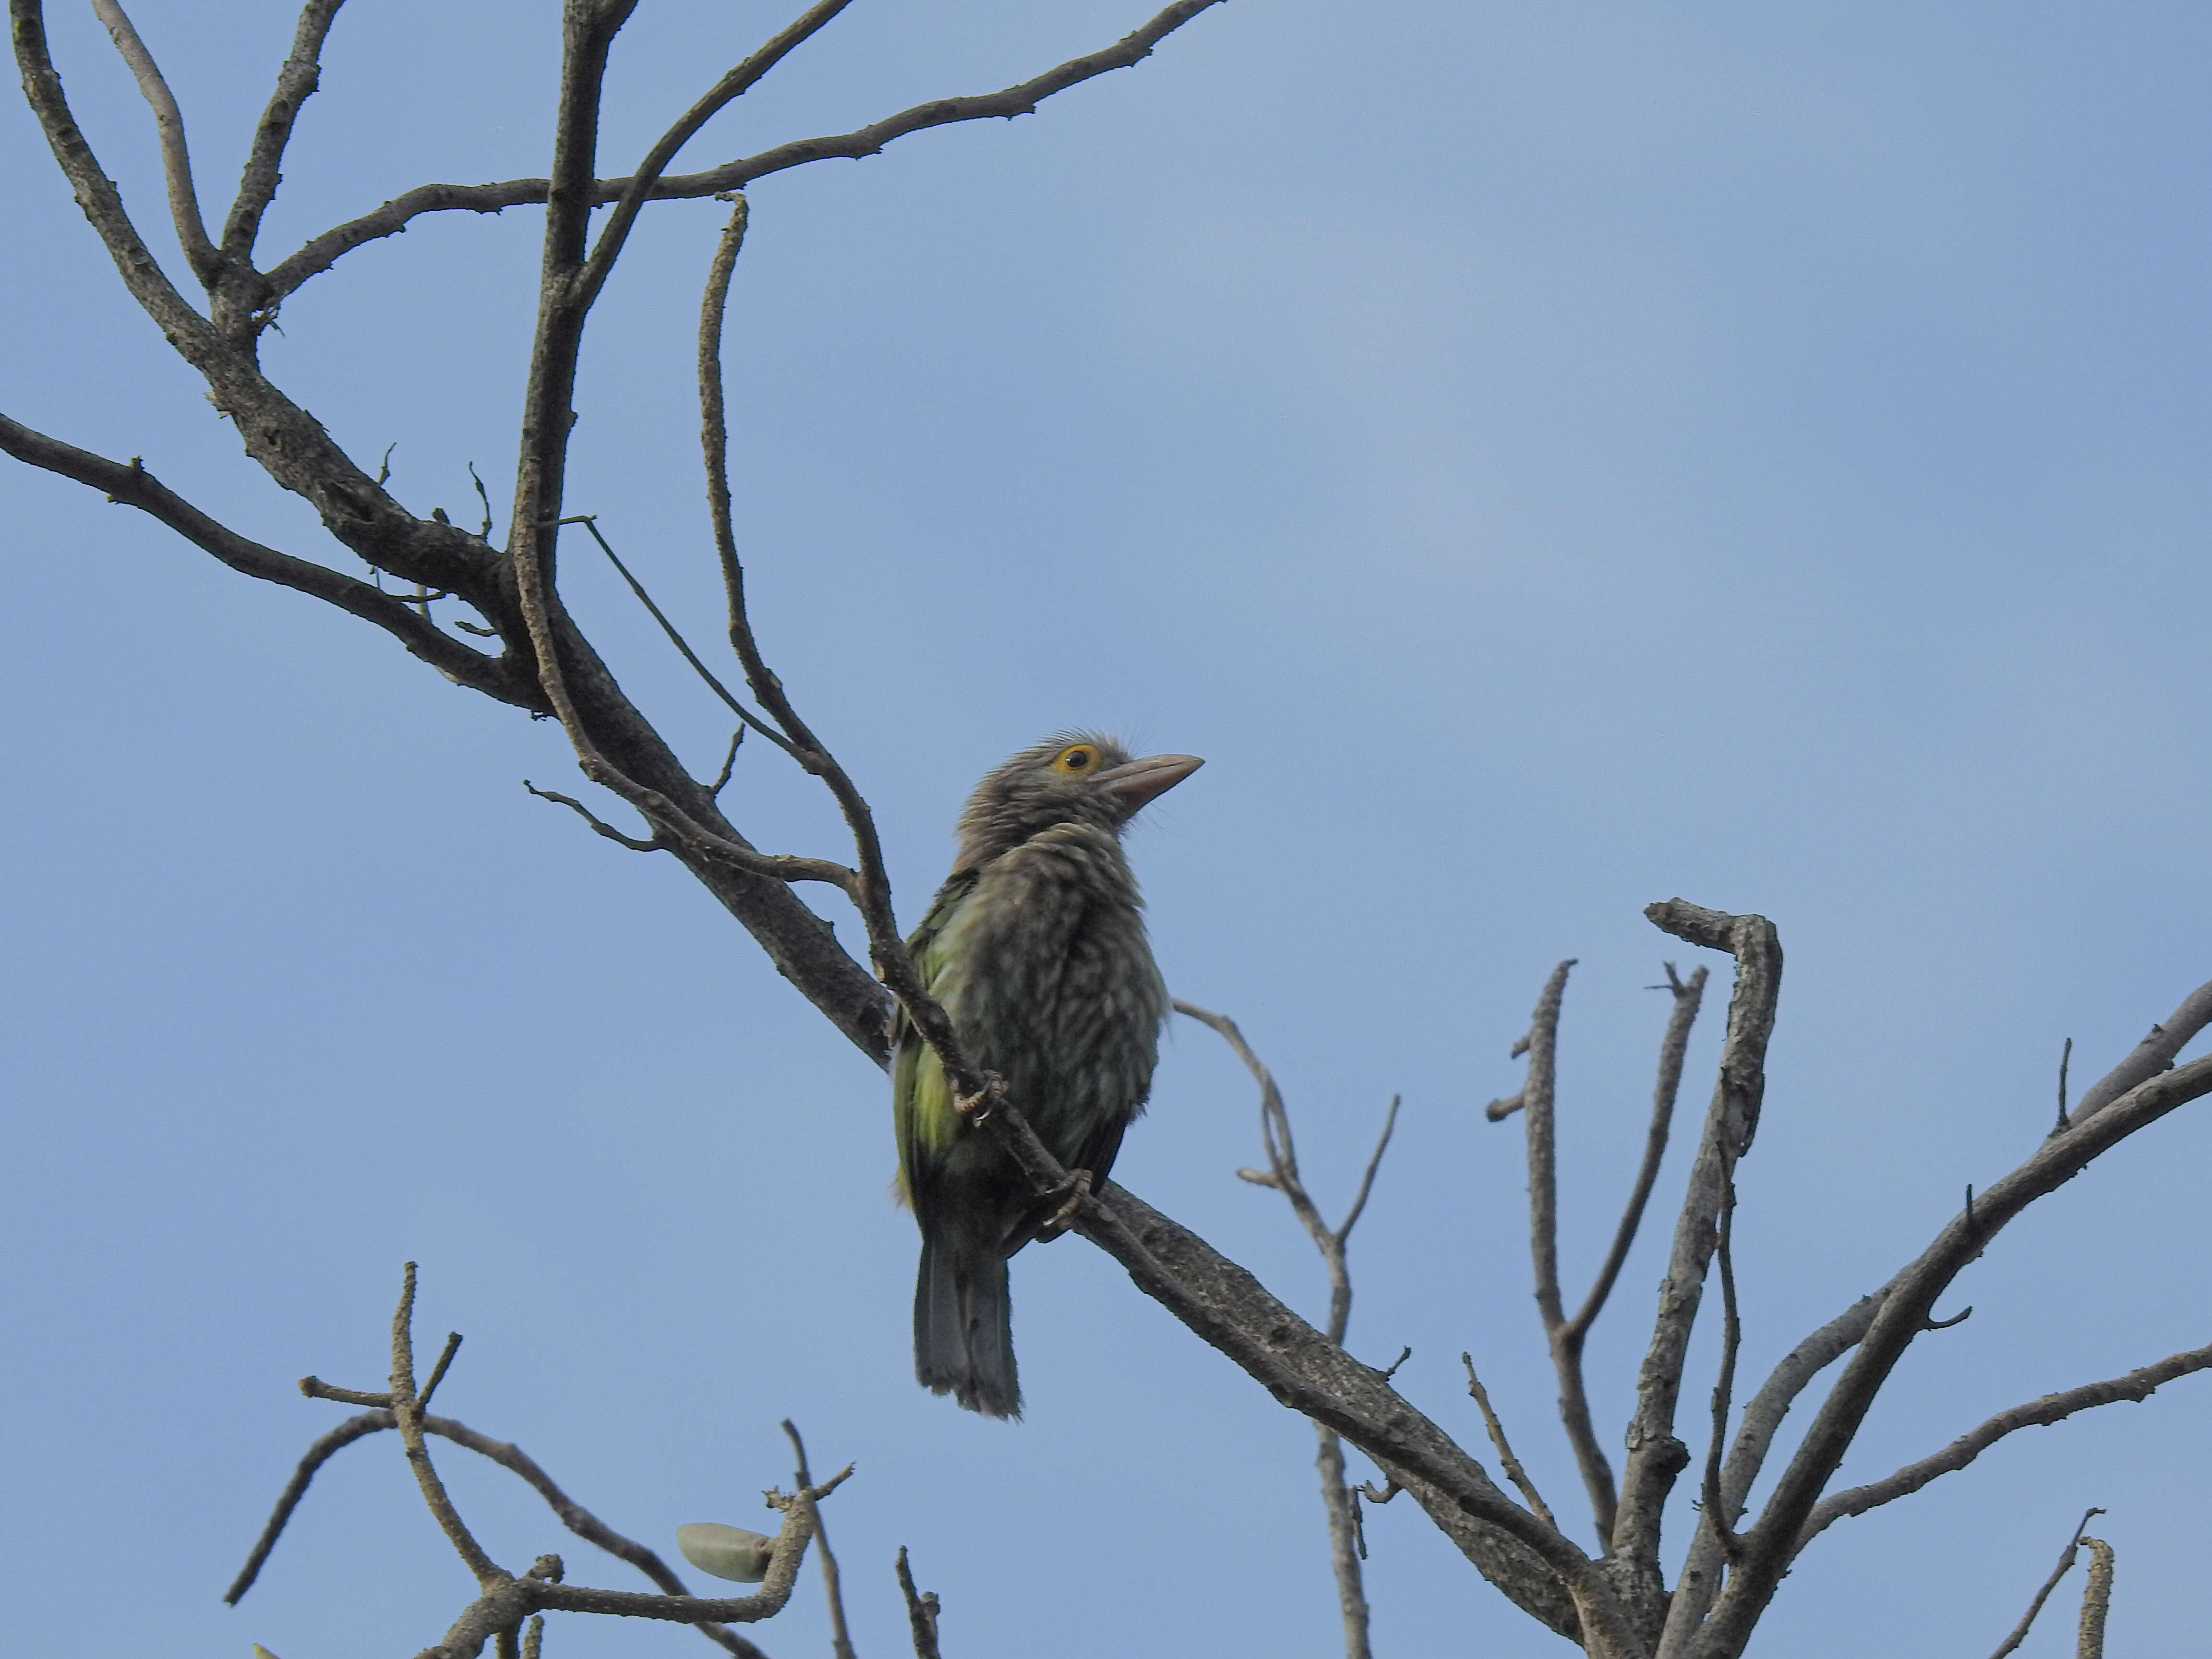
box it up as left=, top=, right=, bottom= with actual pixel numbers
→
left=263, top=0, right=1231, bottom=299
left=232, top=1266, right=855, bottom=1657
left=1176, top=998, right=1399, bottom=1659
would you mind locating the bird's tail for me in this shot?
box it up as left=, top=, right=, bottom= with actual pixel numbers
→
left=914, top=1233, right=1021, bottom=1419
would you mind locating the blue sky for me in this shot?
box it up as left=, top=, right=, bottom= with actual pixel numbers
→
left=3, top=2, right=2209, bottom=1654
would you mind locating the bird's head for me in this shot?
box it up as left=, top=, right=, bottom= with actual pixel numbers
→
left=952, top=733, right=1203, bottom=871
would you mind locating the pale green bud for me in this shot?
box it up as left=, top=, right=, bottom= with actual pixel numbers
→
left=676, top=1521, right=774, bottom=1583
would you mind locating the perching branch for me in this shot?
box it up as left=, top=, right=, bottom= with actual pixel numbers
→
left=956, top=1086, right=1630, bottom=1651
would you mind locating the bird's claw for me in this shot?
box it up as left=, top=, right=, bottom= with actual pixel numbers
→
left=1034, top=1169, right=1093, bottom=1241
left=954, top=1072, right=1007, bottom=1122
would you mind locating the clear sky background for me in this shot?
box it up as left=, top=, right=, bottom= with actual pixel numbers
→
left=4, top=2, right=2209, bottom=1655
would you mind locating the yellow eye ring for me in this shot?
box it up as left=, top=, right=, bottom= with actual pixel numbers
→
left=1054, top=745, right=1098, bottom=774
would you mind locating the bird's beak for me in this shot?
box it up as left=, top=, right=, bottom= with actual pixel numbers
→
left=1094, top=752, right=1203, bottom=808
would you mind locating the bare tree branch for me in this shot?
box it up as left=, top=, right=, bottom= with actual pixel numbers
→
left=13, top=0, right=499, bottom=597
left=0, top=420, right=534, bottom=707
left=782, top=1421, right=856, bottom=1659
left=1694, top=1049, right=2212, bottom=1658
left=569, top=514, right=797, bottom=759
left=576, top=0, right=854, bottom=312
left=262, top=0, right=1230, bottom=300
left=220, top=0, right=346, bottom=268
left=950, top=1072, right=1625, bottom=1648
left=1568, top=964, right=1708, bottom=1342
left=895, top=1547, right=941, bottom=1659
left=1698, top=1175, right=1745, bottom=1563
left=1462, top=1354, right=1558, bottom=1532
left=1611, top=902, right=1781, bottom=1639
left=2075, top=1536, right=2114, bottom=1659
left=1986, top=1507, right=2102, bottom=1659
left=389, top=1263, right=504, bottom=1587
left=524, top=781, right=665, bottom=852
left=1656, top=1290, right=1885, bottom=1656
left=421, top=1466, right=841, bottom=1659
left=1173, top=999, right=1397, bottom=1659
left=2072, top=977, right=2212, bottom=1124
left=225, top=1409, right=390, bottom=1605
left=417, top=1332, right=464, bottom=1409
left=1797, top=1343, right=2212, bottom=1547
left=236, top=1330, right=787, bottom=1655
left=87, top=0, right=221, bottom=287
left=1496, top=960, right=1633, bottom=1546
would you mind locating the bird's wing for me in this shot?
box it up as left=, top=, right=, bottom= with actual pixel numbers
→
left=892, top=870, right=978, bottom=1200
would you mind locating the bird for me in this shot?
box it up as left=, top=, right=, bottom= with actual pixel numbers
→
left=892, top=733, right=1203, bottom=1418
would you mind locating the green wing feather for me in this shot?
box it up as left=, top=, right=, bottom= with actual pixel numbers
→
left=892, top=871, right=978, bottom=1196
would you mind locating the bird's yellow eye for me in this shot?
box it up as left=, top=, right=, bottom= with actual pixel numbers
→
left=1053, top=745, right=1098, bottom=774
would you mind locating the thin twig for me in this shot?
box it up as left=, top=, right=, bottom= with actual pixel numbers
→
left=524, top=781, right=662, bottom=852
left=1699, top=1175, right=1744, bottom=1562
left=87, top=0, right=222, bottom=287
left=709, top=727, right=745, bottom=798
left=1173, top=999, right=1392, bottom=1659
left=418, top=1332, right=463, bottom=1409
left=2053, top=1035, right=2074, bottom=1134
left=894, top=1547, right=941, bottom=1659
left=696, top=202, right=899, bottom=947
left=1462, top=1354, right=1557, bottom=1531
left=782, top=1421, right=855, bottom=1659
left=1567, top=963, right=1708, bottom=1341
left=423, top=1467, right=847, bottom=1653
left=1986, top=1507, right=2103, bottom=1659
left=469, top=462, right=495, bottom=541
left=225, top=1411, right=391, bottom=1603
left=564, top=514, right=797, bottom=757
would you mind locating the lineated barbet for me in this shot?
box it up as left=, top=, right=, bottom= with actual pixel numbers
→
left=893, top=733, right=1203, bottom=1418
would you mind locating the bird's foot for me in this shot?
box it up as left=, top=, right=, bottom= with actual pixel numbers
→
left=1034, top=1169, right=1093, bottom=1241
left=954, top=1071, right=1007, bottom=1122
